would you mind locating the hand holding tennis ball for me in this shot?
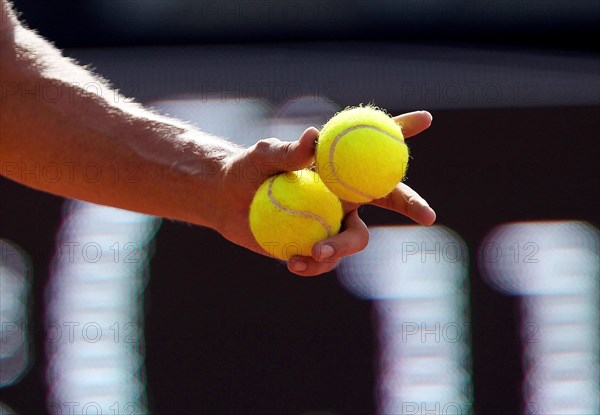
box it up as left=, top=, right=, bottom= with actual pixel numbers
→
left=249, top=169, right=343, bottom=261
left=316, top=106, right=409, bottom=203
left=237, top=111, right=433, bottom=276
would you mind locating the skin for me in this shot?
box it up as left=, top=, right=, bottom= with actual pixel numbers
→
left=1, top=0, right=435, bottom=276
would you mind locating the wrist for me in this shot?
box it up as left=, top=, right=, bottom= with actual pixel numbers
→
left=208, top=147, right=255, bottom=239
left=182, top=136, right=243, bottom=232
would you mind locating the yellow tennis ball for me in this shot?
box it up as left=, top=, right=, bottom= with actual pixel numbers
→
left=315, top=105, right=409, bottom=203
left=249, top=169, right=343, bottom=261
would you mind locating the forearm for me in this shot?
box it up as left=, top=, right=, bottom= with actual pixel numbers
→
left=1, top=6, right=239, bottom=229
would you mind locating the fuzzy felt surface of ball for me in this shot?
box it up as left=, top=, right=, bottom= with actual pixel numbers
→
left=249, top=169, right=343, bottom=261
left=315, top=106, right=409, bottom=203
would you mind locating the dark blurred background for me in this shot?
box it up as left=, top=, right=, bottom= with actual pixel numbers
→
left=7, top=0, right=600, bottom=50
left=1, top=1, right=599, bottom=414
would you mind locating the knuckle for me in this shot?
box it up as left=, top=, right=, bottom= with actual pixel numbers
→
left=326, top=259, right=341, bottom=273
left=357, top=230, right=370, bottom=252
left=314, top=261, right=338, bottom=275
left=252, top=137, right=280, bottom=156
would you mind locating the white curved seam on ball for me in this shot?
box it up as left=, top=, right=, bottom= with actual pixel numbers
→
left=328, top=125, right=403, bottom=201
left=267, top=177, right=333, bottom=237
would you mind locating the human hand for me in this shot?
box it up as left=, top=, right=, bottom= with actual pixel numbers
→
left=215, top=111, right=436, bottom=276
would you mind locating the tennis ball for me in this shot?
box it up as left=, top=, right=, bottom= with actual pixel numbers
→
left=315, top=105, right=409, bottom=203
left=249, top=169, right=343, bottom=261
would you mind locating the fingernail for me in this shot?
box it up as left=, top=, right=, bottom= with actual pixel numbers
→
left=319, top=244, right=335, bottom=260
left=290, top=259, right=307, bottom=272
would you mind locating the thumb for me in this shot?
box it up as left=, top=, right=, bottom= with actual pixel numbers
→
left=250, top=127, right=318, bottom=175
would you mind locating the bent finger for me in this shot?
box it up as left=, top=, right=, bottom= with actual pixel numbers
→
left=371, top=183, right=436, bottom=226
left=248, top=127, right=318, bottom=175
left=312, top=209, right=369, bottom=262
left=288, top=256, right=341, bottom=277
left=393, top=111, right=433, bottom=138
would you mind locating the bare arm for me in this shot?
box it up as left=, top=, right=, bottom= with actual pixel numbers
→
left=1, top=0, right=435, bottom=276
left=1, top=0, right=238, bottom=229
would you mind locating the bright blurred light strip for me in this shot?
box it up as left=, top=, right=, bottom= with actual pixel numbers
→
left=479, top=221, right=599, bottom=415
left=338, top=226, right=472, bottom=415
left=268, top=96, right=338, bottom=141
left=151, top=95, right=339, bottom=149
left=0, top=240, right=31, bottom=388
left=151, top=97, right=272, bottom=147
left=46, top=201, right=160, bottom=415
left=0, top=402, right=16, bottom=415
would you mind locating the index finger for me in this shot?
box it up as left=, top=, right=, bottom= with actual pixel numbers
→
left=371, top=182, right=436, bottom=226
left=393, top=111, right=433, bottom=138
